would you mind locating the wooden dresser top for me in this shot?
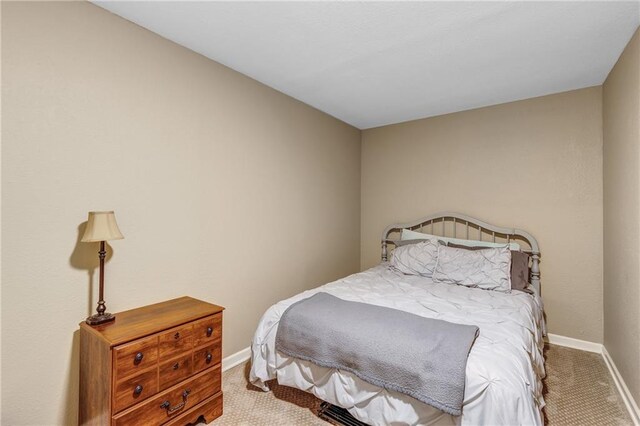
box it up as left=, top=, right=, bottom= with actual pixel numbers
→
left=80, top=296, right=224, bottom=346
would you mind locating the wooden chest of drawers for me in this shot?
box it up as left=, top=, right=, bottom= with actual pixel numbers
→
left=79, top=297, right=224, bottom=426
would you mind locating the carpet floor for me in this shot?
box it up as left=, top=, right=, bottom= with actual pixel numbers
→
left=207, top=344, right=633, bottom=425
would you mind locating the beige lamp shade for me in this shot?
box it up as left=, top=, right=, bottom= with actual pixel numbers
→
left=81, top=211, right=124, bottom=242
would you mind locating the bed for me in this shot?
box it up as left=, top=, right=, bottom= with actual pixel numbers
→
left=250, top=212, right=546, bottom=425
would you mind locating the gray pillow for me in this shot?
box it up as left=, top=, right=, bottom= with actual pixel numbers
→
left=390, top=239, right=441, bottom=277
left=510, top=250, right=531, bottom=292
left=433, top=244, right=512, bottom=292
left=448, top=243, right=530, bottom=292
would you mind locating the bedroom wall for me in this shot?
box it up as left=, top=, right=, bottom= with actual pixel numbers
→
left=1, top=2, right=361, bottom=425
left=603, top=27, right=640, bottom=404
left=361, top=87, right=604, bottom=343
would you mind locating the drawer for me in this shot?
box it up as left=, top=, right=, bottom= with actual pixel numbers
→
left=113, top=368, right=158, bottom=414
left=163, top=393, right=223, bottom=426
left=192, top=314, right=222, bottom=347
left=112, top=365, right=221, bottom=426
left=158, top=324, right=193, bottom=358
left=159, top=353, right=193, bottom=391
left=113, top=335, right=159, bottom=380
left=193, top=342, right=221, bottom=374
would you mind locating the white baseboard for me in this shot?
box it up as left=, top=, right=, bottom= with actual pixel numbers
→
left=602, top=346, right=640, bottom=426
left=222, top=346, right=251, bottom=372
left=545, top=333, right=603, bottom=353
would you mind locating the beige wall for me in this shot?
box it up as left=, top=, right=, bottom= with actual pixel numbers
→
left=362, top=87, right=604, bottom=343
left=1, top=2, right=361, bottom=424
left=4, top=1, right=639, bottom=424
left=603, top=27, right=640, bottom=404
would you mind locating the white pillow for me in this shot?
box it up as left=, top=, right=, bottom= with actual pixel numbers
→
left=401, top=228, right=521, bottom=251
left=433, top=245, right=512, bottom=292
left=390, top=239, right=440, bottom=277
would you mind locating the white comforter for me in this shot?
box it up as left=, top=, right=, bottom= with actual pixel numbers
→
left=250, top=264, right=546, bottom=426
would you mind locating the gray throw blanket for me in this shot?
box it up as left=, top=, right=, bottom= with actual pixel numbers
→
left=275, top=292, right=479, bottom=416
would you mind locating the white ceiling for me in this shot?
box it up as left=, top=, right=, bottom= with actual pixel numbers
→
left=94, top=1, right=639, bottom=129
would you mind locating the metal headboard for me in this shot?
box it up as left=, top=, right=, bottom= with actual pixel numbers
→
left=381, top=212, right=541, bottom=294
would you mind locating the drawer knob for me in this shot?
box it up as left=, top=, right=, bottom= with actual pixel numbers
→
left=206, top=352, right=212, bottom=363
left=173, top=362, right=180, bottom=370
left=206, top=327, right=213, bottom=337
left=134, top=385, right=143, bottom=395
left=134, top=352, right=144, bottom=363
left=174, top=332, right=180, bottom=340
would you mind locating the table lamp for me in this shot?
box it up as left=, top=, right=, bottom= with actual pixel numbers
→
left=81, top=211, right=124, bottom=325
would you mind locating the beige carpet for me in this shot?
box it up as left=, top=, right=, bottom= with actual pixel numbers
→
left=543, top=344, right=632, bottom=425
left=207, top=344, right=633, bottom=425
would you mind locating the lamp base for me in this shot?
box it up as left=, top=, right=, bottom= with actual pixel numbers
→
left=86, top=312, right=116, bottom=326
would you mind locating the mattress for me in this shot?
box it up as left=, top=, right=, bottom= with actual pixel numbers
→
left=250, top=264, right=546, bottom=426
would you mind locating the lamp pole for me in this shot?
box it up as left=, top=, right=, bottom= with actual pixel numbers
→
left=97, top=240, right=107, bottom=317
